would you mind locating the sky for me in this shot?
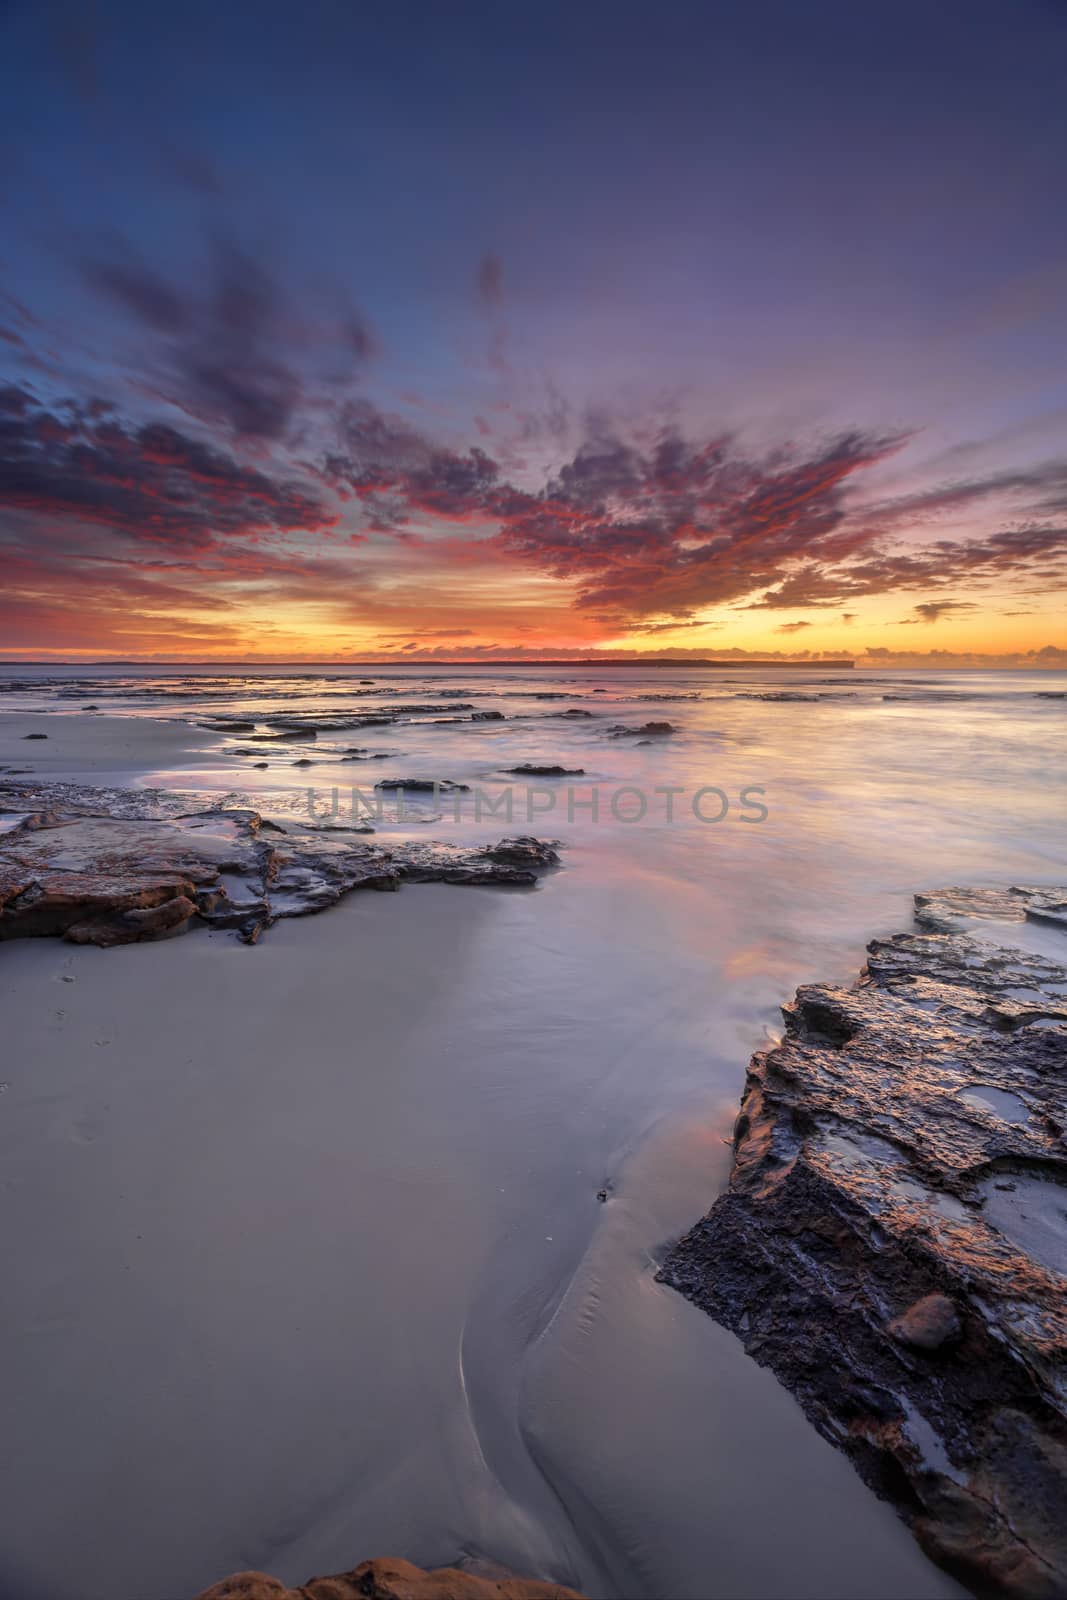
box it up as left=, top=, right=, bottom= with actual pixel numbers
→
left=1, top=0, right=1066, bottom=665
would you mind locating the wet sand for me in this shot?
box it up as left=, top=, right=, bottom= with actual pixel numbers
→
left=0, top=712, right=224, bottom=779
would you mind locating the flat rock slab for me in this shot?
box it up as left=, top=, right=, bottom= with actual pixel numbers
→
left=658, top=886, right=1067, bottom=1600
left=195, top=1556, right=583, bottom=1599
left=0, top=781, right=559, bottom=947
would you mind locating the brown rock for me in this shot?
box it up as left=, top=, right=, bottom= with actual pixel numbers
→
left=889, top=1293, right=962, bottom=1351
left=659, top=885, right=1067, bottom=1600
left=194, top=1556, right=584, bottom=1600
left=0, top=780, right=561, bottom=947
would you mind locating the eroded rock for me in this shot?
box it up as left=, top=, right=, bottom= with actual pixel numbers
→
left=0, top=782, right=559, bottom=947
left=194, top=1556, right=584, bottom=1600
left=658, top=886, right=1067, bottom=1600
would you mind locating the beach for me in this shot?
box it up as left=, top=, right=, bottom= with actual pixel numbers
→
left=2, top=663, right=1063, bottom=1599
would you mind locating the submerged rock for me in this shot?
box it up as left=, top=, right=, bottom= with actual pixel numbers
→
left=504, top=765, right=586, bottom=777
left=0, top=781, right=559, bottom=947
left=195, top=1556, right=583, bottom=1599
left=913, top=884, right=1067, bottom=936
left=736, top=690, right=822, bottom=701
left=658, top=886, right=1067, bottom=1600
left=374, top=778, right=471, bottom=793
left=606, top=721, right=676, bottom=738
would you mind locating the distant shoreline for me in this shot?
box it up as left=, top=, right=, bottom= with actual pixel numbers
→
left=0, top=658, right=856, bottom=669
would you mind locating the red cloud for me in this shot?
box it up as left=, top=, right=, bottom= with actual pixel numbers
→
left=0, top=387, right=337, bottom=549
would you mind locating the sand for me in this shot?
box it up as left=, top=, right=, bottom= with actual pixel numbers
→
left=0, top=711, right=226, bottom=779
left=0, top=891, right=960, bottom=1600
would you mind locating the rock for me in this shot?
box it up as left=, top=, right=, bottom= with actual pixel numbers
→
left=396, top=836, right=560, bottom=887
left=23, top=733, right=48, bottom=739
left=471, top=710, right=505, bottom=720
left=736, top=691, right=821, bottom=701
left=374, top=778, right=471, bottom=793
left=504, top=766, right=585, bottom=777
left=477, top=836, right=559, bottom=871
left=389, top=704, right=475, bottom=716
left=68, top=892, right=200, bottom=946
left=914, top=884, right=1067, bottom=936
left=194, top=1556, right=584, bottom=1600
left=888, top=1294, right=962, bottom=1351
left=658, top=886, right=1067, bottom=1600
left=0, top=782, right=560, bottom=947
left=607, top=721, right=675, bottom=738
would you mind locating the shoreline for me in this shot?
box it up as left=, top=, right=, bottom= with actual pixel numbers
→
left=2, top=694, right=1024, bottom=1600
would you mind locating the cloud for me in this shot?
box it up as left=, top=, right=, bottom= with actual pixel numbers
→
left=78, top=232, right=378, bottom=440
left=477, top=253, right=504, bottom=309
left=746, top=525, right=1067, bottom=613
left=325, top=416, right=909, bottom=616
left=374, top=626, right=475, bottom=642
left=0, top=385, right=335, bottom=547
left=858, top=645, right=1067, bottom=669
left=318, top=408, right=1067, bottom=628
left=625, top=617, right=711, bottom=633
left=81, top=251, right=188, bottom=335
left=853, top=459, right=1067, bottom=535
left=325, top=399, right=507, bottom=524
left=5, top=321, right=1066, bottom=658
left=902, top=600, right=979, bottom=623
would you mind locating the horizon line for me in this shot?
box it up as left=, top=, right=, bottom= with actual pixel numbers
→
left=0, top=657, right=857, bottom=669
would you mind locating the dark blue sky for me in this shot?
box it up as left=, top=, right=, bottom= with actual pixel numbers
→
left=1, top=0, right=1066, bottom=660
